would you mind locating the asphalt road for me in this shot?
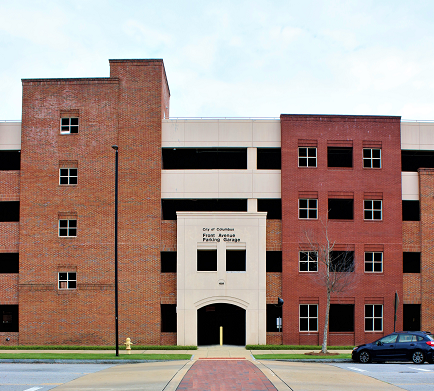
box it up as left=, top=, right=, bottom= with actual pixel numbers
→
left=0, top=363, right=115, bottom=391
left=0, top=361, right=433, bottom=390
left=332, top=362, right=434, bottom=391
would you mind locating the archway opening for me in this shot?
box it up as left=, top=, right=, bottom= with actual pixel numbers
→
left=197, top=303, right=246, bottom=346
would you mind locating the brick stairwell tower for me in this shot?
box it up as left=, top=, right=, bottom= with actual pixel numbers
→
left=19, top=59, right=169, bottom=345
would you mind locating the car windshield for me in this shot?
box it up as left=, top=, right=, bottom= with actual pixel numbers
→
left=426, top=334, right=434, bottom=341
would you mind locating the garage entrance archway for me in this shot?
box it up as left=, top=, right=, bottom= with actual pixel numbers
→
left=197, top=303, right=246, bottom=346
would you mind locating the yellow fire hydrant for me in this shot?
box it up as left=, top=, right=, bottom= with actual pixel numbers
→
left=124, top=337, right=133, bottom=354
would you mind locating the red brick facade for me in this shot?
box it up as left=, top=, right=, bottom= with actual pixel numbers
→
left=17, top=60, right=170, bottom=345
left=280, top=115, right=403, bottom=346
left=420, top=169, right=434, bottom=332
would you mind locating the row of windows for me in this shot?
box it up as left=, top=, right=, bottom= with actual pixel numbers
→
left=300, top=304, right=383, bottom=332
left=36, top=250, right=423, bottom=293
left=0, top=199, right=420, bottom=224
left=298, top=147, right=381, bottom=169
left=197, top=249, right=246, bottom=272
left=163, top=251, right=421, bottom=274
left=299, top=199, right=382, bottom=220
left=161, top=147, right=380, bottom=170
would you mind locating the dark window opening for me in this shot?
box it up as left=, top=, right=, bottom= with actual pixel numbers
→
left=329, top=304, right=354, bottom=332
left=0, top=151, right=20, bottom=170
left=403, top=304, right=420, bottom=331
left=0, top=201, right=19, bottom=222
left=266, top=251, right=282, bottom=272
left=327, top=147, right=353, bottom=168
left=257, top=148, right=281, bottom=169
left=0, top=305, right=18, bottom=332
left=328, top=199, right=353, bottom=220
left=161, top=252, right=177, bottom=273
left=258, top=199, right=281, bottom=219
left=162, top=148, right=247, bottom=169
left=266, top=304, right=283, bottom=332
left=226, top=249, right=246, bottom=272
left=402, top=150, right=434, bottom=172
left=329, top=251, right=355, bottom=272
left=161, top=304, right=177, bottom=332
left=0, top=253, right=19, bottom=273
left=162, top=199, right=247, bottom=220
left=402, top=200, right=420, bottom=221
left=403, top=252, right=420, bottom=273
left=197, top=250, right=217, bottom=271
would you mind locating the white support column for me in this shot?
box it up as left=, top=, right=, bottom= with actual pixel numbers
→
left=247, top=147, right=257, bottom=170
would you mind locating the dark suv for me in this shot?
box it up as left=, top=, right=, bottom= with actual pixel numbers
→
left=352, top=331, right=434, bottom=364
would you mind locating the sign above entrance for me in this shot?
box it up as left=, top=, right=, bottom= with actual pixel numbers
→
left=202, top=227, right=241, bottom=243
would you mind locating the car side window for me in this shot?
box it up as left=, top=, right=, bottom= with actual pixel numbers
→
left=379, top=334, right=398, bottom=344
left=398, top=334, right=416, bottom=342
left=417, top=336, right=424, bottom=341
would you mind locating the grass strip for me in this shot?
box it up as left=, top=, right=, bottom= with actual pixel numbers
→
left=0, top=353, right=191, bottom=360
left=0, top=345, right=197, bottom=351
left=254, top=354, right=352, bottom=360
left=246, top=345, right=354, bottom=350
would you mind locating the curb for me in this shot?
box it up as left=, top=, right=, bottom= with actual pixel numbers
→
left=0, top=359, right=191, bottom=364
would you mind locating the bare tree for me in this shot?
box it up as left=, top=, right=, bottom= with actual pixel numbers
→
left=303, top=218, right=356, bottom=354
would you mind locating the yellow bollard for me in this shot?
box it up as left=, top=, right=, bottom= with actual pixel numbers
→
left=124, top=337, right=133, bottom=354
left=220, top=326, right=223, bottom=346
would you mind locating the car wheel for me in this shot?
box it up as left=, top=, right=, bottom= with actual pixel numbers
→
left=359, top=350, right=371, bottom=363
left=412, top=350, right=425, bottom=364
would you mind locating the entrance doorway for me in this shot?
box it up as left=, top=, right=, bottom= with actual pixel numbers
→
left=197, top=304, right=246, bottom=346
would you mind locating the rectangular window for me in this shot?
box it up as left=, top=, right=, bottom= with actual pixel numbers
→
left=266, top=251, right=282, bottom=272
left=162, top=148, right=247, bottom=169
left=59, top=168, right=78, bottom=185
left=0, top=253, right=19, bottom=273
left=266, top=304, right=283, bottom=332
left=226, top=249, right=246, bottom=272
left=58, top=272, right=77, bottom=289
left=402, top=200, right=420, bottom=221
left=0, top=305, right=19, bottom=332
left=0, top=151, right=20, bottom=170
left=257, top=148, right=281, bottom=169
left=402, top=150, right=434, bottom=171
left=61, top=117, right=79, bottom=134
left=162, top=199, right=247, bottom=220
left=403, top=252, right=420, bottom=273
left=327, top=147, right=352, bottom=168
left=257, top=199, right=281, bottom=219
left=364, top=252, right=383, bottom=273
left=299, top=251, right=318, bottom=272
left=299, top=199, right=318, bottom=219
left=364, top=200, right=382, bottom=220
left=0, top=201, right=19, bottom=222
left=59, top=219, right=77, bottom=237
left=161, top=304, right=177, bottom=332
left=197, top=249, right=217, bottom=271
left=329, top=304, right=354, bottom=332
left=161, top=251, right=177, bottom=273
left=363, top=148, right=381, bottom=168
left=330, top=251, right=355, bottom=272
left=328, top=199, right=353, bottom=220
left=365, top=304, right=383, bottom=332
left=300, top=304, right=318, bottom=332
left=298, top=147, right=317, bottom=167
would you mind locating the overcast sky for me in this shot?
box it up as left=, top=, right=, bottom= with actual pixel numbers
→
left=0, top=0, right=433, bottom=120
